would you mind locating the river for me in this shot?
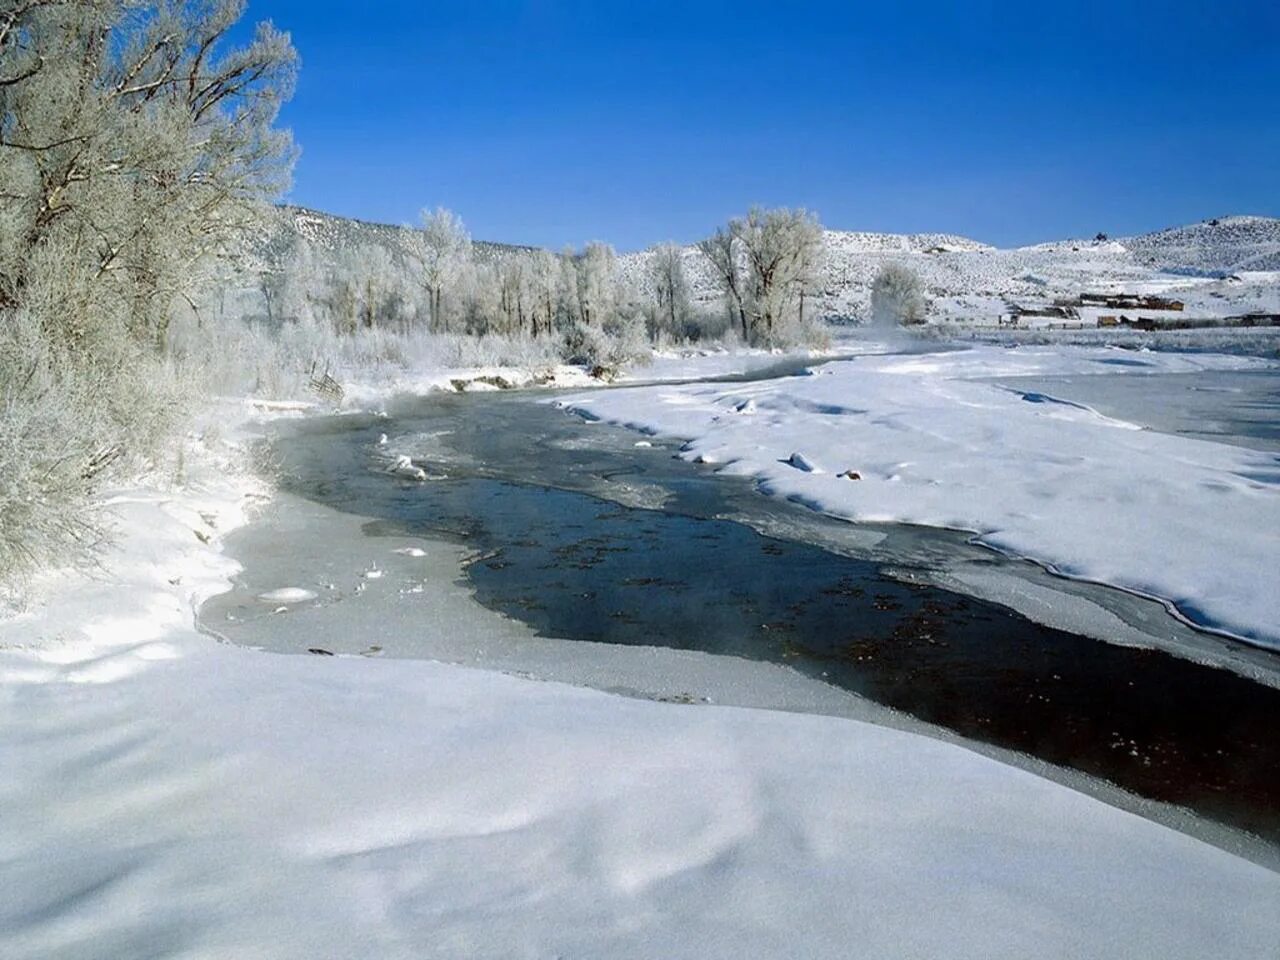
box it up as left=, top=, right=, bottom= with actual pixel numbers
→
left=201, top=356, right=1280, bottom=859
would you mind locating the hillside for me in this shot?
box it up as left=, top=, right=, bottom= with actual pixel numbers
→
left=1122, top=216, right=1280, bottom=275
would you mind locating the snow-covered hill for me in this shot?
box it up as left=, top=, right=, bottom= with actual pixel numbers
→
left=1122, top=216, right=1280, bottom=275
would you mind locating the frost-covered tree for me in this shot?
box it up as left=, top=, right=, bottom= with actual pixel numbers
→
left=278, top=243, right=319, bottom=327
left=1, top=0, right=296, bottom=350
left=0, top=0, right=296, bottom=574
left=648, top=243, right=692, bottom=338
left=528, top=248, right=560, bottom=337
left=735, top=207, right=823, bottom=345
left=357, top=246, right=401, bottom=330
left=698, top=226, right=749, bottom=341
left=495, top=253, right=531, bottom=335
left=870, top=263, right=927, bottom=326
left=574, top=242, right=617, bottom=328
left=699, top=207, right=823, bottom=345
left=416, top=207, right=471, bottom=331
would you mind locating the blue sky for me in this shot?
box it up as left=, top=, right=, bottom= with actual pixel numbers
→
left=246, top=1, right=1279, bottom=250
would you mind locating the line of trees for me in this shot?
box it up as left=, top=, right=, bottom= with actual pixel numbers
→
left=256, top=204, right=829, bottom=354
left=257, top=211, right=707, bottom=362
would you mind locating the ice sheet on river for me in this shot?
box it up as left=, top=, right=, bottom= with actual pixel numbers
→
left=560, top=344, right=1280, bottom=648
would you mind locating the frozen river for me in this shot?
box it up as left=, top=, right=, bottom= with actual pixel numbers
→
left=994, top=367, right=1280, bottom=455
left=203, top=358, right=1280, bottom=854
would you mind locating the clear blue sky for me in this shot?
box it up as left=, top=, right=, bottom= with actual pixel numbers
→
left=246, top=0, right=1279, bottom=250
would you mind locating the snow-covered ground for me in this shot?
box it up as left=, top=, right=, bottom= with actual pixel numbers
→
left=560, top=344, right=1280, bottom=649
left=3, top=389, right=1279, bottom=958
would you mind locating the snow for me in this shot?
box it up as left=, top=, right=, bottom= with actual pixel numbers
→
left=3, top=392, right=1278, bottom=957
left=257, top=587, right=317, bottom=603
left=340, top=363, right=602, bottom=409
left=620, top=345, right=855, bottom=384
left=559, top=344, right=1280, bottom=649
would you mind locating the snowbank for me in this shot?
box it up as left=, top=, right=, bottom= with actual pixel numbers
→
left=340, top=363, right=601, bottom=409
left=619, top=345, right=855, bottom=384
left=560, top=344, right=1280, bottom=648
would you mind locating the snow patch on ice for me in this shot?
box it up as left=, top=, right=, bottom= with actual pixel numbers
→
left=258, top=587, right=318, bottom=604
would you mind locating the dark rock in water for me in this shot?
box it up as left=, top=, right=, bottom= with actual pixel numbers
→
left=307, top=647, right=335, bottom=656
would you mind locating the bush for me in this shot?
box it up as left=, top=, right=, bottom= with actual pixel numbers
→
left=0, top=312, right=189, bottom=577
left=870, top=264, right=927, bottom=326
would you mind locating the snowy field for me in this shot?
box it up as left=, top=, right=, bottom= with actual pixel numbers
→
left=3, top=391, right=1279, bottom=958
left=560, top=343, right=1280, bottom=650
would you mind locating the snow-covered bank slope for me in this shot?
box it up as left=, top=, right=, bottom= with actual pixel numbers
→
left=560, top=345, right=1280, bottom=649
left=3, top=402, right=1279, bottom=958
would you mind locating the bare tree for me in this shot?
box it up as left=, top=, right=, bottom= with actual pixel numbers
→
left=528, top=248, right=560, bottom=337
left=870, top=263, right=927, bottom=326
left=416, top=207, right=471, bottom=331
left=698, top=208, right=822, bottom=345
left=734, top=207, right=823, bottom=345
left=575, top=242, right=617, bottom=328
left=494, top=253, right=531, bottom=335
left=648, top=243, right=692, bottom=338
left=697, top=226, right=749, bottom=341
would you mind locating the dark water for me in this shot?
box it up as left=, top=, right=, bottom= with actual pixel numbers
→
left=259, top=384, right=1280, bottom=846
